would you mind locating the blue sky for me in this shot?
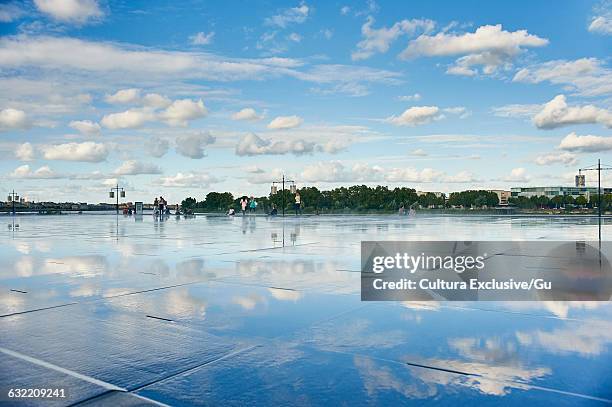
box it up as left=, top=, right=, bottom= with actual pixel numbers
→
left=0, top=0, right=611, bottom=204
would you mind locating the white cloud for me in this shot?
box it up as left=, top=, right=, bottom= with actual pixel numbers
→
left=387, top=106, right=441, bottom=126
left=0, top=108, right=29, bottom=130
left=190, top=31, right=215, bottom=45
left=557, top=132, right=612, bottom=153
left=34, top=0, right=104, bottom=24
left=352, top=16, right=435, bottom=61
left=513, top=58, right=612, bottom=97
left=15, top=142, right=35, bottom=161
left=101, top=108, right=153, bottom=129
left=444, top=170, right=480, bottom=183
left=492, top=103, right=542, bottom=118
left=589, top=15, right=612, bottom=34
left=397, top=93, right=421, bottom=102
left=142, top=93, right=172, bottom=108
left=340, top=6, right=350, bottom=15
left=105, top=88, right=141, bottom=104
left=288, top=33, right=302, bottom=42
left=532, top=95, right=612, bottom=129
left=0, top=36, right=402, bottom=98
left=145, top=137, right=169, bottom=158
left=114, top=160, right=162, bottom=175
left=0, top=2, right=24, bottom=22
left=69, top=120, right=101, bottom=136
left=42, top=141, right=108, bottom=162
left=175, top=132, right=216, bottom=159
left=10, top=164, right=60, bottom=179
left=231, top=107, right=263, bottom=121
left=589, top=1, right=612, bottom=36
left=159, top=99, right=207, bottom=126
left=267, top=115, right=303, bottom=130
left=265, top=3, right=310, bottom=28
left=159, top=172, right=219, bottom=188
left=236, top=133, right=316, bottom=156
left=300, top=161, right=471, bottom=184
left=401, top=24, right=548, bottom=75
left=534, top=152, right=577, bottom=166
left=503, top=167, right=530, bottom=182
left=409, top=148, right=428, bottom=156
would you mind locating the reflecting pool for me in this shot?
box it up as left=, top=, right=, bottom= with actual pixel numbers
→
left=1, top=213, right=611, bottom=405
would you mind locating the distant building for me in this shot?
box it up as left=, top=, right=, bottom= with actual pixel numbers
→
left=490, top=190, right=511, bottom=206
left=511, top=186, right=612, bottom=200
left=416, top=191, right=445, bottom=198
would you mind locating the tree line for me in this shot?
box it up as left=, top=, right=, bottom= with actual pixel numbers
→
left=179, top=187, right=529, bottom=213
left=508, top=194, right=612, bottom=210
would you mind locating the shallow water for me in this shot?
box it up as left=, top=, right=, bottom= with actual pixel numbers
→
left=1, top=214, right=611, bottom=405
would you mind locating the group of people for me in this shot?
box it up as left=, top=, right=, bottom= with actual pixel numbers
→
left=153, top=196, right=173, bottom=216
left=227, top=192, right=303, bottom=217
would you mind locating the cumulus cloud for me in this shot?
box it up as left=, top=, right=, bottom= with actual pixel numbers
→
left=265, top=3, right=310, bottom=28
left=159, top=99, right=207, bottom=126
left=145, top=137, right=170, bottom=158
left=42, top=141, right=108, bottom=162
left=534, top=152, right=578, bottom=166
left=503, top=167, right=530, bottom=182
left=401, top=24, right=548, bottom=75
left=352, top=16, right=435, bottom=60
left=114, top=160, right=162, bottom=175
left=557, top=132, right=612, bottom=152
left=159, top=172, right=219, bottom=188
left=104, top=88, right=172, bottom=108
left=588, top=2, right=612, bottom=35
left=300, top=161, right=473, bottom=183
left=34, top=0, right=104, bottom=24
left=190, top=31, right=215, bottom=45
left=532, top=95, right=612, bottom=129
left=589, top=15, right=612, bottom=34
left=513, top=58, right=612, bottom=97
left=142, top=93, right=172, bottom=108
left=0, top=108, right=29, bottom=130
left=15, top=142, right=35, bottom=161
left=175, top=132, right=216, bottom=159
left=99, top=98, right=207, bottom=129
left=105, top=88, right=140, bottom=104
left=10, top=164, right=60, bottom=179
left=235, top=133, right=316, bottom=156
left=101, top=108, right=153, bottom=129
left=231, top=107, right=263, bottom=121
left=386, top=106, right=441, bottom=126
left=267, top=115, right=303, bottom=130
left=69, top=119, right=101, bottom=136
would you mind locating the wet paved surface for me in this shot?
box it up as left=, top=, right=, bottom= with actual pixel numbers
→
left=1, top=213, right=611, bottom=405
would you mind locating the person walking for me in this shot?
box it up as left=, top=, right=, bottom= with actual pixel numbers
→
left=159, top=196, right=166, bottom=217
left=294, top=192, right=301, bottom=215
left=240, top=197, right=248, bottom=215
left=249, top=196, right=257, bottom=214
left=153, top=197, right=159, bottom=216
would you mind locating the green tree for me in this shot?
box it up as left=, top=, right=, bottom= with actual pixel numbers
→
left=575, top=195, right=588, bottom=207
left=202, top=192, right=234, bottom=212
left=181, top=197, right=197, bottom=210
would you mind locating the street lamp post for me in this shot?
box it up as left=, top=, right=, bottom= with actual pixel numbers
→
left=577, top=159, right=612, bottom=244
left=7, top=190, right=19, bottom=215
left=271, top=174, right=296, bottom=217
left=109, top=185, right=126, bottom=215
